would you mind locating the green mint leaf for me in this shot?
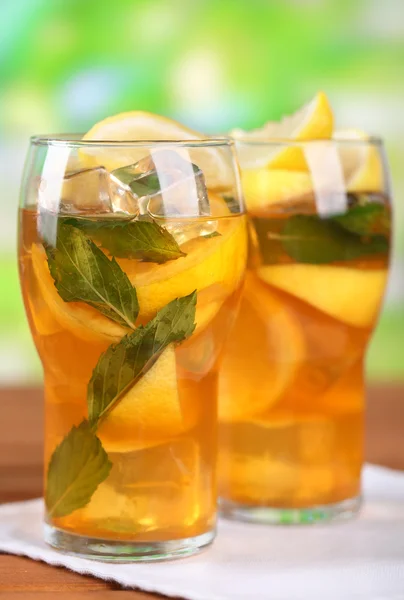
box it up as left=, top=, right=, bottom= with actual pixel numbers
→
left=113, top=166, right=161, bottom=197
left=46, top=421, right=112, bottom=518
left=45, top=223, right=139, bottom=328
left=332, top=203, right=390, bottom=237
left=112, top=160, right=201, bottom=199
left=87, top=291, right=197, bottom=425
left=65, top=217, right=185, bottom=263
left=282, top=215, right=389, bottom=264
left=253, top=214, right=389, bottom=265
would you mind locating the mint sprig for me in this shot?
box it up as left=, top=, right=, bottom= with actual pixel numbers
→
left=44, top=225, right=197, bottom=519
left=88, top=292, right=196, bottom=425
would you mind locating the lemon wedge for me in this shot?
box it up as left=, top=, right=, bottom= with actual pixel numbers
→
left=219, top=274, right=304, bottom=421
left=232, top=92, right=333, bottom=170
left=334, top=129, right=383, bottom=192
left=241, top=168, right=313, bottom=211
left=81, top=110, right=232, bottom=189
left=97, top=345, right=197, bottom=452
left=258, top=263, right=387, bottom=328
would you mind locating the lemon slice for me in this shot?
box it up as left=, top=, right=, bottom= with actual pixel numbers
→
left=31, top=244, right=128, bottom=344
left=31, top=212, right=246, bottom=344
left=241, top=168, right=313, bottom=211
left=121, top=216, right=247, bottom=324
left=218, top=274, right=304, bottom=422
left=28, top=296, right=61, bottom=337
left=334, top=129, right=383, bottom=192
left=97, top=345, right=197, bottom=452
left=232, top=92, right=333, bottom=170
left=27, top=265, right=61, bottom=337
left=81, top=110, right=232, bottom=189
left=258, top=263, right=387, bottom=328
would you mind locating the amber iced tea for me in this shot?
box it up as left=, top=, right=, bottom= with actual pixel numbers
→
left=219, top=138, right=391, bottom=523
left=19, top=133, right=246, bottom=559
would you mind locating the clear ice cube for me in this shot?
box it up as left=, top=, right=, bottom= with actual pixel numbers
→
left=111, top=149, right=211, bottom=218
left=91, top=438, right=206, bottom=533
left=38, top=151, right=218, bottom=244
left=38, top=166, right=139, bottom=216
left=110, top=149, right=218, bottom=243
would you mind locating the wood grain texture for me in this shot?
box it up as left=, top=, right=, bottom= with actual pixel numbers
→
left=0, top=384, right=403, bottom=596
left=0, top=593, right=167, bottom=600
left=0, top=555, right=117, bottom=591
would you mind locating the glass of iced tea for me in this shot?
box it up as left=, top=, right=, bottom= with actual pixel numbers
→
left=219, top=136, right=391, bottom=524
left=18, top=132, right=246, bottom=560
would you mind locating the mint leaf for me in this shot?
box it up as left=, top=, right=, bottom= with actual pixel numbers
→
left=282, top=215, right=389, bottom=264
left=112, top=159, right=202, bottom=199
left=332, top=203, right=390, bottom=237
left=112, top=165, right=161, bottom=196
left=45, top=223, right=139, bottom=328
left=45, top=421, right=112, bottom=518
left=253, top=212, right=389, bottom=266
left=88, top=291, right=196, bottom=425
left=65, top=217, right=185, bottom=263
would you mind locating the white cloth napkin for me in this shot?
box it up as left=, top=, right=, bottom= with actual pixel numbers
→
left=1, top=465, right=404, bottom=600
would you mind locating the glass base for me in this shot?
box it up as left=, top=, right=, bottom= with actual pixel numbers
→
left=219, top=495, right=362, bottom=525
left=44, top=524, right=215, bottom=562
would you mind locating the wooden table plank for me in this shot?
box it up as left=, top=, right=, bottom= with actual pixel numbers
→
left=0, top=388, right=43, bottom=503
left=365, top=383, right=404, bottom=469
left=0, top=592, right=166, bottom=600
left=0, top=555, right=118, bottom=591
left=0, top=384, right=403, bottom=595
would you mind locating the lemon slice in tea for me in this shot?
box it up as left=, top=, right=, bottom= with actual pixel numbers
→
left=258, top=263, right=387, bottom=329
left=219, top=274, right=304, bottom=422
left=97, top=345, right=198, bottom=452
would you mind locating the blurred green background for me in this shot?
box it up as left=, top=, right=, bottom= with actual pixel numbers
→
left=1, top=0, right=403, bottom=384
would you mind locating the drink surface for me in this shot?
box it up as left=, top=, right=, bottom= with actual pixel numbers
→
left=219, top=190, right=390, bottom=509
left=19, top=200, right=246, bottom=541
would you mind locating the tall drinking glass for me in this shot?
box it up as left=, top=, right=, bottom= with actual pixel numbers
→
left=18, top=136, right=246, bottom=560
left=219, top=138, right=391, bottom=524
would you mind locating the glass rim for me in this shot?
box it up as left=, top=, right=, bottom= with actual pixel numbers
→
left=232, top=136, right=383, bottom=147
left=30, top=134, right=233, bottom=148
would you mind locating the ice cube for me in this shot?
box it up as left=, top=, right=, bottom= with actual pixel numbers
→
left=111, top=149, right=211, bottom=218
left=38, top=166, right=139, bottom=216
left=218, top=421, right=300, bottom=503
left=61, top=167, right=113, bottom=214
left=103, top=438, right=208, bottom=532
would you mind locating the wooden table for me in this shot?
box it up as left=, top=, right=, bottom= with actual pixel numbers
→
left=0, top=385, right=403, bottom=597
